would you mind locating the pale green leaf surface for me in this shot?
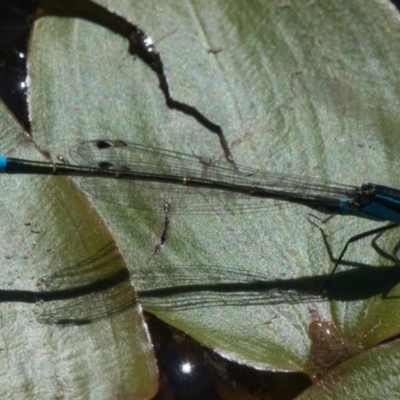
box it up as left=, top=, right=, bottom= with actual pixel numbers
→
left=2, top=0, right=400, bottom=396
left=297, top=338, right=400, bottom=399
left=28, top=0, right=400, bottom=369
left=0, top=102, right=157, bottom=397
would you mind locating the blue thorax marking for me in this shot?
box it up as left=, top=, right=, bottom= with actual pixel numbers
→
left=313, top=198, right=351, bottom=216
left=356, top=184, right=400, bottom=223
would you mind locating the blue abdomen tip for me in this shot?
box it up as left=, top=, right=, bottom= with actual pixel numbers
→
left=0, top=156, right=8, bottom=172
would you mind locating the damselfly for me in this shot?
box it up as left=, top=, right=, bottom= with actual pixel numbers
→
left=2, top=139, right=399, bottom=285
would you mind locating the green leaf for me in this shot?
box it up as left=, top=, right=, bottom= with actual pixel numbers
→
left=297, top=339, right=400, bottom=399
left=0, top=105, right=157, bottom=398
left=2, top=0, right=400, bottom=397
